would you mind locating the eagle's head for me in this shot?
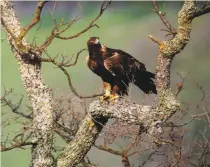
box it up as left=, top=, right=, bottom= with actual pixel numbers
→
left=87, top=37, right=101, bottom=47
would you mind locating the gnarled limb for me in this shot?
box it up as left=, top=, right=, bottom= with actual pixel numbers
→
left=151, top=0, right=208, bottom=119
left=1, top=1, right=55, bottom=166
left=57, top=99, right=160, bottom=167
left=150, top=0, right=210, bottom=137
left=17, top=1, right=47, bottom=42
left=57, top=115, right=108, bottom=167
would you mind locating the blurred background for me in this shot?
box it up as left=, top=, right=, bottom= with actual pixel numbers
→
left=1, top=1, right=210, bottom=167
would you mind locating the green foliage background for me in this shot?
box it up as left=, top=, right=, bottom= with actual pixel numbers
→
left=1, top=1, right=210, bottom=167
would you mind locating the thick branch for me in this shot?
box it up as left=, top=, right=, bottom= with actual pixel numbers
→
left=1, top=2, right=54, bottom=166
left=57, top=99, right=163, bottom=167
left=150, top=0, right=209, bottom=126
left=57, top=115, right=108, bottom=167
left=151, top=1, right=200, bottom=116
left=17, top=1, right=47, bottom=42
left=193, top=6, right=210, bottom=18
left=89, top=100, right=153, bottom=125
left=153, top=1, right=210, bottom=63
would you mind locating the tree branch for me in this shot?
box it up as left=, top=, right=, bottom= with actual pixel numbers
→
left=193, top=3, right=210, bottom=18
left=57, top=115, right=108, bottom=167
left=1, top=92, right=32, bottom=119
left=41, top=49, right=87, bottom=67
left=95, top=144, right=132, bottom=167
left=42, top=51, right=103, bottom=99
left=39, top=16, right=81, bottom=51
left=57, top=98, right=162, bottom=167
left=150, top=0, right=203, bottom=117
left=17, top=1, right=47, bottom=42
left=94, top=144, right=122, bottom=156
left=56, top=1, right=111, bottom=40
left=1, top=141, right=33, bottom=152
left=89, top=100, right=154, bottom=125
left=148, top=0, right=210, bottom=148
left=1, top=2, right=54, bottom=166
left=152, top=1, right=177, bottom=37
left=38, top=1, right=111, bottom=52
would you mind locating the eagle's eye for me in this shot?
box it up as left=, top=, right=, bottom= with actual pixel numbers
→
left=94, top=38, right=100, bottom=44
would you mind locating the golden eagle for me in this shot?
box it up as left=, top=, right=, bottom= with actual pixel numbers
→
left=86, top=37, right=157, bottom=102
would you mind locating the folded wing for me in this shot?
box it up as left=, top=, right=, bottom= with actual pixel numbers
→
left=104, top=51, right=157, bottom=94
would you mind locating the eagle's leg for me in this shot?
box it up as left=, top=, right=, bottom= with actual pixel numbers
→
left=100, top=82, right=111, bottom=102
left=109, top=85, right=120, bottom=103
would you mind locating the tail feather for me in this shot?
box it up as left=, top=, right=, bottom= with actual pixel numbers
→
left=134, top=71, right=157, bottom=94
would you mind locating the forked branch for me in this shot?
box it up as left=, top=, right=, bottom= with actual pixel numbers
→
left=42, top=49, right=87, bottom=67
left=17, top=1, right=48, bottom=42
left=56, top=1, right=111, bottom=40
left=152, top=0, right=177, bottom=37
left=39, top=1, right=111, bottom=52
left=42, top=51, right=103, bottom=99
left=193, top=3, right=210, bottom=18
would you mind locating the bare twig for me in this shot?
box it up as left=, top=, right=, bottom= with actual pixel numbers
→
left=148, top=35, right=162, bottom=46
left=140, top=149, right=159, bottom=167
left=38, top=1, right=111, bottom=52
left=42, top=49, right=87, bottom=67
left=1, top=141, right=33, bottom=152
left=56, top=1, right=111, bottom=40
left=94, top=144, right=122, bottom=156
left=175, top=72, right=189, bottom=97
left=31, top=19, right=43, bottom=47
left=38, top=15, right=80, bottom=52
left=197, top=84, right=206, bottom=102
left=42, top=51, right=103, bottom=99
left=1, top=88, right=32, bottom=119
left=1, top=127, right=33, bottom=152
left=151, top=0, right=177, bottom=37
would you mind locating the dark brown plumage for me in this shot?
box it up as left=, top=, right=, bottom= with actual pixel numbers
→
left=86, top=37, right=157, bottom=101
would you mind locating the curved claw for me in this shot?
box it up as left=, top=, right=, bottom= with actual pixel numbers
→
left=100, top=94, right=110, bottom=103
left=99, top=94, right=120, bottom=104
left=109, top=94, right=119, bottom=104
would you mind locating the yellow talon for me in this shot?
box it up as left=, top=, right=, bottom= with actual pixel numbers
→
left=109, top=94, right=119, bottom=104
left=99, top=94, right=119, bottom=104
left=100, top=94, right=110, bottom=103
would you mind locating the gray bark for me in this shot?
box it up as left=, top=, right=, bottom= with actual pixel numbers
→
left=1, top=1, right=54, bottom=167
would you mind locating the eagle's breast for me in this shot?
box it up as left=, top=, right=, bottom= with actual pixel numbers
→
left=86, top=56, right=98, bottom=71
